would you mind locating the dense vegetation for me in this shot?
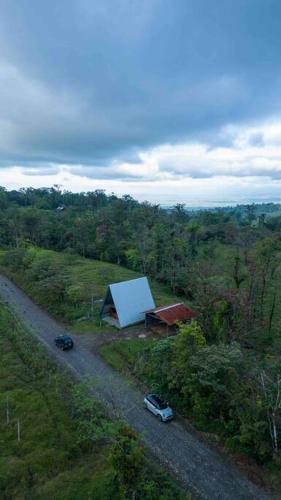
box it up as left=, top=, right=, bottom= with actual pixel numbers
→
left=0, top=302, right=185, bottom=499
left=0, top=186, right=281, bottom=481
left=103, top=323, right=281, bottom=471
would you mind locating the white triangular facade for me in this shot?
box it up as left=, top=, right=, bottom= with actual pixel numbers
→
left=101, top=277, right=155, bottom=328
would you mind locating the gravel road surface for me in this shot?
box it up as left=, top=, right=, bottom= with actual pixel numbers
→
left=0, top=274, right=269, bottom=500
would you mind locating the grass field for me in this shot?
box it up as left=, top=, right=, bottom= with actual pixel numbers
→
left=0, top=247, right=183, bottom=334
left=0, top=302, right=186, bottom=499
left=0, top=302, right=118, bottom=499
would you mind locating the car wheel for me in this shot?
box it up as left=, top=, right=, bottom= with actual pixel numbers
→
left=157, top=414, right=163, bottom=422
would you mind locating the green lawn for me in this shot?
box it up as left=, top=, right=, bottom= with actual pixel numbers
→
left=70, top=256, right=179, bottom=306
left=101, top=338, right=156, bottom=373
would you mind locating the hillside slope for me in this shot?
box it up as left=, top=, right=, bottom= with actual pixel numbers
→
left=0, top=247, right=182, bottom=333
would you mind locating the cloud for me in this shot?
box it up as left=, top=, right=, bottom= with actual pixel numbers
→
left=0, top=1, right=281, bottom=168
left=3, top=117, right=281, bottom=189
left=1, top=0, right=281, bottom=204
left=5, top=119, right=281, bottom=186
left=22, top=166, right=61, bottom=177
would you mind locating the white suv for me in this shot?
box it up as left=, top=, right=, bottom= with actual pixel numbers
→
left=144, top=394, right=174, bottom=422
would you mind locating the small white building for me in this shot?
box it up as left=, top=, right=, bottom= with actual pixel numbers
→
left=101, top=277, right=155, bottom=328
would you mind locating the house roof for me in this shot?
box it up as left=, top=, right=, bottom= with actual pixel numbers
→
left=146, top=302, right=197, bottom=326
left=104, top=277, right=155, bottom=328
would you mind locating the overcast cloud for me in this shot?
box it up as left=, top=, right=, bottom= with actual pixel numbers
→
left=1, top=0, right=281, bottom=204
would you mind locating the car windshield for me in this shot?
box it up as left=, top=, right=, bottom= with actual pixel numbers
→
left=151, top=395, right=168, bottom=409
left=56, top=335, right=71, bottom=342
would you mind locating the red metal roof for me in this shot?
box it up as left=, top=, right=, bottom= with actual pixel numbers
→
left=147, top=303, right=197, bottom=326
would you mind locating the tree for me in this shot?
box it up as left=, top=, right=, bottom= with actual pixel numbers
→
left=232, top=253, right=246, bottom=289
left=187, top=342, right=243, bottom=426
left=170, top=321, right=206, bottom=409
left=254, top=237, right=281, bottom=322
left=259, top=369, right=281, bottom=453
left=136, top=337, right=175, bottom=397
left=0, top=187, right=7, bottom=209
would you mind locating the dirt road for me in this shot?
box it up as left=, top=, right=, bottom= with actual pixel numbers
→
left=0, top=274, right=269, bottom=499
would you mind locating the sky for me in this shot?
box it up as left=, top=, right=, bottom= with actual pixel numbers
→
left=1, top=0, right=281, bottom=205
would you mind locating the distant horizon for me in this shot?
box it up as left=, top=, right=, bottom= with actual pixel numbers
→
left=2, top=182, right=281, bottom=209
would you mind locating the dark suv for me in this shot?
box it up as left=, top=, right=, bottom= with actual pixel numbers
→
left=54, top=334, right=74, bottom=350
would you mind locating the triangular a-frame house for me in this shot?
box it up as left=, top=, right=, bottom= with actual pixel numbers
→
left=101, top=277, right=155, bottom=328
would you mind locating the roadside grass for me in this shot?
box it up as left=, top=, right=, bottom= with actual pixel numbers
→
left=0, top=247, right=182, bottom=335
left=0, top=303, right=117, bottom=499
left=100, top=339, right=156, bottom=373
left=0, top=302, right=187, bottom=500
